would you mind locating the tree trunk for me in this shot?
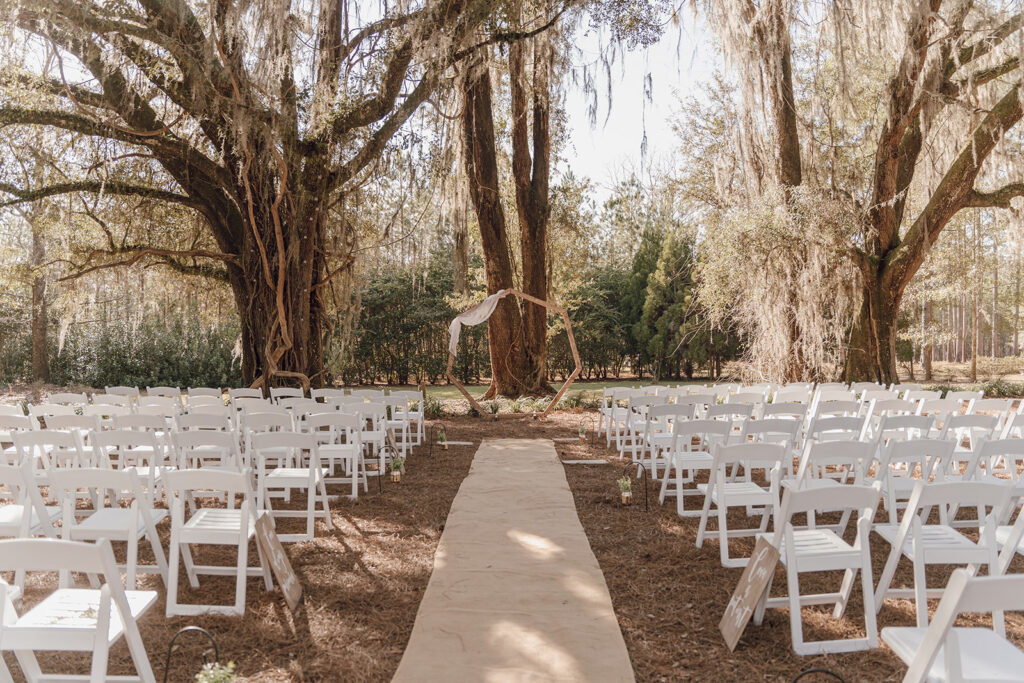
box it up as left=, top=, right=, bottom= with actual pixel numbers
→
left=451, top=133, right=471, bottom=296
left=971, top=209, right=979, bottom=381
left=1015, top=250, right=1020, bottom=356
left=30, top=221, right=49, bottom=383
left=845, top=272, right=900, bottom=385
left=993, top=227, right=999, bottom=357
left=509, top=22, right=554, bottom=395
left=923, top=299, right=933, bottom=381
left=461, top=53, right=531, bottom=398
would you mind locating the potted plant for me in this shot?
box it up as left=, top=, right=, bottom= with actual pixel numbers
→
left=438, top=429, right=448, bottom=450
left=617, top=476, right=632, bottom=505
left=196, top=662, right=236, bottom=682
left=390, top=457, right=405, bottom=483
left=489, top=401, right=500, bottom=420
left=578, top=424, right=587, bottom=444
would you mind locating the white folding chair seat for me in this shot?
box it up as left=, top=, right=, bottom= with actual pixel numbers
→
left=873, top=481, right=1011, bottom=627
left=163, top=468, right=273, bottom=617
left=696, top=442, right=785, bottom=567
left=882, top=570, right=1024, bottom=683
left=0, top=538, right=157, bottom=683
left=51, top=468, right=169, bottom=589
left=752, top=483, right=882, bottom=654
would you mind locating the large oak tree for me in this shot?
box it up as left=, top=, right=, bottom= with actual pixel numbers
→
left=0, top=0, right=539, bottom=388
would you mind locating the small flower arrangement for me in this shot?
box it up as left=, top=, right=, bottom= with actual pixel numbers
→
left=617, top=475, right=633, bottom=505
left=578, top=423, right=586, bottom=443
left=390, top=456, right=405, bottom=482
left=438, top=429, right=447, bottom=449
left=196, top=662, right=236, bottom=683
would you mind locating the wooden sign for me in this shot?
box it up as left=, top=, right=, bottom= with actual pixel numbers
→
left=386, top=428, right=401, bottom=457
left=719, top=536, right=779, bottom=651
left=254, top=513, right=302, bottom=612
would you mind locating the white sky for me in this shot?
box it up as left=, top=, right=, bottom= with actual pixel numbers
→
left=560, top=14, right=717, bottom=203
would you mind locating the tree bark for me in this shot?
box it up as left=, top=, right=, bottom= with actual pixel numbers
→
left=460, top=53, right=531, bottom=398
left=509, top=17, right=554, bottom=394
left=923, top=299, right=933, bottom=381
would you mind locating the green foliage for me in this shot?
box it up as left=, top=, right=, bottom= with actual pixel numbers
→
left=196, top=662, right=236, bottom=683
left=390, top=457, right=405, bottom=472
left=48, top=314, right=241, bottom=389
left=979, top=380, right=1024, bottom=398
left=561, top=391, right=583, bottom=409
left=617, top=475, right=632, bottom=492
left=422, top=394, right=445, bottom=419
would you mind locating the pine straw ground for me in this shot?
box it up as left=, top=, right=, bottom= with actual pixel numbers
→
left=5, top=409, right=1024, bottom=681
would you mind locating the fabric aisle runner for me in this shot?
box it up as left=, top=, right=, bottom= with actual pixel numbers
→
left=393, top=438, right=635, bottom=682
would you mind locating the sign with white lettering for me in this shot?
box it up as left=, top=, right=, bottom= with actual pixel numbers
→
left=719, top=537, right=779, bottom=651
left=254, top=513, right=302, bottom=612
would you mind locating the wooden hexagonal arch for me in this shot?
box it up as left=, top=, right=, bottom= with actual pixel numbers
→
left=445, top=289, right=581, bottom=419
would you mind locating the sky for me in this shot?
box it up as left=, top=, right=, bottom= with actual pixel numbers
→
left=560, top=14, right=717, bottom=204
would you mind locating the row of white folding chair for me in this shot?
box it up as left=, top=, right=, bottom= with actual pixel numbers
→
left=692, top=442, right=1024, bottom=657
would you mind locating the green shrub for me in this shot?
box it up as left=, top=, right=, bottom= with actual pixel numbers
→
left=422, top=394, right=445, bottom=419
left=980, top=380, right=1024, bottom=398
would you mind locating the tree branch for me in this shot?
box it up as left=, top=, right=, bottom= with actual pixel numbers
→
left=57, top=245, right=236, bottom=282
left=951, top=12, right=1024, bottom=74
left=0, top=179, right=205, bottom=210
left=453, top=7, right=568, bottom=61
left=966, top=181, right=1024, bottom=208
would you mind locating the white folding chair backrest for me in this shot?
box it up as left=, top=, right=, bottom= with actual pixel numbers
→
left=868, top=398, right=917, bottom=417
left=876, top=414, right=933, bottom=445
left=773, top=388, right=811, bottom=404
left=187, top=395, right=227, bottom=412
left=946, top=390, right=983, bottom=413
left=83, top=403, right=132, bottom=421
left=705, top=403, right=753, bottom=422
left=815, top=390, right=857, bottom=404
left=93, top=393, right=132, bottom=408
left=105, top=385, right=140, bottom=399
left=112, top=414, right=170, bottom=432
left=812, top=400, right=861, bottom=418
left=27, top=402, right=76, bottom=427
left=176, top=411, right=232, bottom=431
left=975, top=439, right=1024, bottom=482
left=229, top=388, right=263, bottom=402
left=879, top=438, right=953, bottom=484
left=762, top=402, right=807, bottom=420
left=187, top=387, right=222, bottom=398
left=940, top=414, right=997, bottom=466
left=1000, top=411, right=1024, bottom=439
left=92, top=429, right=164, bottom=470
left=138, top=396, right=181, bottom=416
left=890, top=383, right=922, bottom=398
left=47, top=392, right=88, bottom=407
left=0, top=415, right=36, bottom=456
left=311, top=388, right=348, bottom=402
left=235, top=396, right=273, bottom=413
left=270, top=387, right=305, bottom=402
left=795, top=440, right=874, bottom=487
left=351, top=389, right=386, bottom=399
left=905, top=390, right=942, bottom=403
left=728, top=392, right=765, bottom=405
left=13, top=430, right=86, bottom=469
left=304, top=412, right=362, bottom=445
left=173, top=430, right=242, bottom=469
left=675, top=393, right=716, bottom=417
left=851, top=382, right=882, bottom=394
left=671, top=419, right=731, bottom=453
left=804, top=416, right=866, bottom=443
left=146, top=386, right=182, bottom=399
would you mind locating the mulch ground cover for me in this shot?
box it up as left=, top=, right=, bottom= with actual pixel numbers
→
left=5, top=408, right=1024, bottom=681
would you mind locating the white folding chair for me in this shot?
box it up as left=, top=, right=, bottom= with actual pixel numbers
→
left=696, top=442, right=785, bottom=567
left=881, top=570, right=1024, bottom=683
left=752, top=483, right=882, bottom=654
left=639, top=404, right=694, bottom=478
left=51, top=468, right=169, bottom=589
left=163, top=468, right=272, bottom=617
left=873, top=480, right=1011, bottom=627
left=659, top=419, right=731, bottom=516
left=0, top=415, right=37, bottom=464
left=187, top=387, right=222, bottom=398
left=0, top=538, right=157, bottom=682
left=874, top=439, right=953, bottom=524
left=251, top=431, right=333, bottom=542
left=91, top=429, right=169, bottom=502
left=304, top=412, right=366, bottom=498
left=390, top=389, right=425, bottom=445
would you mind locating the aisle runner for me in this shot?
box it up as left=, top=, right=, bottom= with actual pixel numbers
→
left=393, top=439, right=634, bottom=682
